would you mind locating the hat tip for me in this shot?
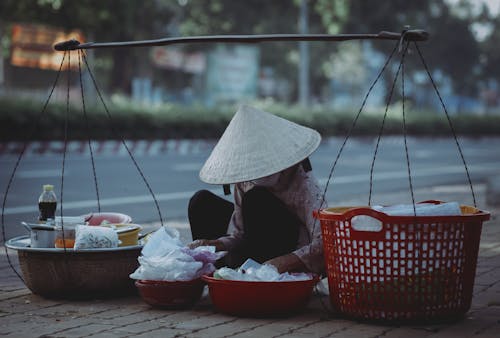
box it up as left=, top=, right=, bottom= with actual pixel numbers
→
left=237, top=103, right=259, bottom=113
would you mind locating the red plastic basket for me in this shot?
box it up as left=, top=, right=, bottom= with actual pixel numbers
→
left=135, top=278, right=205, bottom=309
left=314, top=201, right=490, bottom=321
left=202, top=275, right=319, bottom=317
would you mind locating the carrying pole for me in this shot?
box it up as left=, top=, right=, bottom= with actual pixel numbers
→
left=54, top=30, right=429, bottom=51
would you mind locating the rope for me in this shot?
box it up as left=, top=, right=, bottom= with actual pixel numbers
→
left=59, top=51, right=71, bottom=253
left=1, top=51, right=68, bottom=282
left=413, top=42, right=477, bottom=207
left=318, top=42, right=399, bottom=210
left=368, top=42, right=410, bottom=205
left=78, top=50, right=101, bottom=212
left=312, top=41, right=399, bottom=315
left=401, top=44, right=417, bottom=215
left=80, top=53, right=165, bottom=226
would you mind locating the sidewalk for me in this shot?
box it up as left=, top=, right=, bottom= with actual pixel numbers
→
left=0, top=183, right=499, bottom=338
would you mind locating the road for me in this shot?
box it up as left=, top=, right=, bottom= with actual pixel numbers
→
left=1, top=137, right=499, bottom=240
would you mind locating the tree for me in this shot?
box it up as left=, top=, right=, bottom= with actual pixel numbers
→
left=0, top=0, right=495, bottom=104
left=0, top=0, right=176, bottom=93
left=316, top=0, right=482, bottom=104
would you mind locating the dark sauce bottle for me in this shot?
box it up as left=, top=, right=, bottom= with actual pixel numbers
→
left=38, top=184, right=57, bottom=222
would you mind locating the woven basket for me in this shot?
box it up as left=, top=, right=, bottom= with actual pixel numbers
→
left=17, top=246, right=141, bottom=299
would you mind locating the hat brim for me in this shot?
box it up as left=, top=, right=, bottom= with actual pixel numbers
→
left=199, top=105, right=322, bottom=185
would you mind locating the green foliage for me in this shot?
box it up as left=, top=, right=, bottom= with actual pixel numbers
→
left=0, top=0, right=498, bottom=103
left=1, top=97, right=499, bottom=141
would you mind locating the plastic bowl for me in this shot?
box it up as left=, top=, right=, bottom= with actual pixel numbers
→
left=202, top=275, right=319, bottom=317
left=85, top=212, right=132, bottom=226
left=135, top=279, right=205, bottom=309
left=116, top=224, right=142, bottom=246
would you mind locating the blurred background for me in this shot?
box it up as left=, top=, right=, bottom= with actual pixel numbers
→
left=1, top=0, right=500, bottom=234
left=1, top=0, right=500, bottom=141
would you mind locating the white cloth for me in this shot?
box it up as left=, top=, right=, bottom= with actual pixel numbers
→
left=352, top=202, right=462, bottom=231
left=217, top=164, right=326, bottom=274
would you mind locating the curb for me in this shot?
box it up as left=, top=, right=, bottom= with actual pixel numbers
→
left=0, top=139, right=216, bottom=157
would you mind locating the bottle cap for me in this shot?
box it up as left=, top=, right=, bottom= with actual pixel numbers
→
left=43, top=184, right=54, bottom=191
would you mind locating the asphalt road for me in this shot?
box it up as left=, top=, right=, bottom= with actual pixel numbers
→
left=2, top=136, right=499, bottom=240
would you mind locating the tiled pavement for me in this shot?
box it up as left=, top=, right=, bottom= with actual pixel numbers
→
left=0, top=183, right=499, bottom=338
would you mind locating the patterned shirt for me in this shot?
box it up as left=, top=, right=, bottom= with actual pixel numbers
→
left=218, top=164, right=326, bottom=274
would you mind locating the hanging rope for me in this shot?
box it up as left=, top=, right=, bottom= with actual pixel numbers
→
left=317, top=41, right=399, bottom=213
left=400, top=44, right=417, bottom=216
left=368, top=42, right=410, bottom=205
left=80, top=53, right=165, bottom=226
left=311, top=40, right=400, bottom=316
left=1, top=51, right=68, bottom=282
left=78, top=50, right=101, bottom=213
left=58, top=51, right=72, bottom=253
left=413, top=42, right=477, bottom=207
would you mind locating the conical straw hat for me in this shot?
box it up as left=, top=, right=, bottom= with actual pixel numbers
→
left=199, top=104, right=321, bottom=184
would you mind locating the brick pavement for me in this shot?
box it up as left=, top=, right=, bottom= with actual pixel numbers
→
left=1, top=184, right=499, bottom=338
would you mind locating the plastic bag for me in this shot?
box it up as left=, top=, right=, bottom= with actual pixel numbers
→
left=130, top=226, right=225, bottom=281
left=140, top=226, right=183, bottom=257
left=74, top=225, right=119, bottom=249
left=213, top=258, right=313, bottom=282
left=131, top=254, right=204, bottom=281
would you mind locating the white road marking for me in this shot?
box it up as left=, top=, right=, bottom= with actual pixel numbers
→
left=3, top=162, right=499, bottom=216
left=16, top=169, right=68, bottom=179
left=317, top=162, right=500, bottom=185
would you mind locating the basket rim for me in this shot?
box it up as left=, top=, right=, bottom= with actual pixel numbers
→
left=202, top=274, right=319, bottom=285
left=314, top=200, right=490, bottom=223
left=135, top=278, right=203, bottom=285
left=5, top=235, right=143, bottom=253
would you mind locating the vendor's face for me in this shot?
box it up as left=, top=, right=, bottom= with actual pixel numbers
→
left=251, top=172, right=281, bottom=187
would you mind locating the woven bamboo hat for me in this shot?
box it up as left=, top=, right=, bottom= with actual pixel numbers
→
left=199, top=104, right=321, bottom=184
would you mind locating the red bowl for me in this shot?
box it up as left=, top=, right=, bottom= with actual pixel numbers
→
left=135, top=279, right=205, bottom=309
left=84, top=212, right=132, bottom=226
left=202, top=275, right=319, bottom=317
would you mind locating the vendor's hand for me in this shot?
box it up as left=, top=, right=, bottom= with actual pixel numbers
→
left=265, top=253, right=307, bottom=274
left=188, top=239, right=226, bottom=251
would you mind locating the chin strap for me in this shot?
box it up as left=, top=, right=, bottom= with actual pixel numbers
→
left=223, top=184, right=231, bottom=195
left=301, top=157, right=312, bottom=172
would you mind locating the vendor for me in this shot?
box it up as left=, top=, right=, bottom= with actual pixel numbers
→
left=188, top=104, right=325, bottom=275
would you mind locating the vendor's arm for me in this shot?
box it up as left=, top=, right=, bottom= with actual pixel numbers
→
left=289, top=172, right=326, bottom=275
left=265, top=253, right=306, bottom=274
left=188, top=239, right=226, bottom=251
left=215, top=183, right=245, bottom=251
left=292, top=236, right=324, bottom=274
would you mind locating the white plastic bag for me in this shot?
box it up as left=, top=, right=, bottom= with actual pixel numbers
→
left=140, top=226, right=183, bottom=257
left=130, top=226, right=225, bottom=281
left=74, top=225, right=119, bottom=249
left=213, top=258, right=313, bottom=282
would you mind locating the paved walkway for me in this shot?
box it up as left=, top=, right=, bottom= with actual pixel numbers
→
left=0, top=184, right=499, bottom=337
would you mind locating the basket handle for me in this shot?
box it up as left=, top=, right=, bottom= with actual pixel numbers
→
left=341, top=200, right=445, bottom=227
left=338, top=207, right=388, bottom=235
